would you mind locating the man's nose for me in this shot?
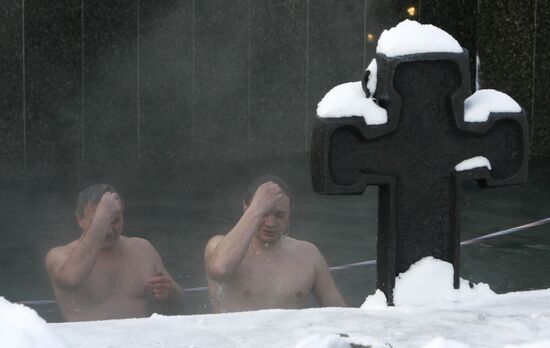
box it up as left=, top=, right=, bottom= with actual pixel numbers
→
left=263, top=214, right=276, bottom=226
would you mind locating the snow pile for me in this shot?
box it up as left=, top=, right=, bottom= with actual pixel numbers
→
left=362, top=257, right=495, bottom=308
left=464, top=89, right=522, bottom=122
left=317, top=81, right=387, bottom=125
left=394, top=257, right=495, bottom=306
left=0, top=297, right=66, bottom=348
left=377, top=20, right=462, bottom=57
left=455, top=156, right=492, bottom=172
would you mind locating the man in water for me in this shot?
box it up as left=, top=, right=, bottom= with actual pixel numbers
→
left=45, top=184, right=185, bottom=321
left=204, top=175, right=346, bottom=312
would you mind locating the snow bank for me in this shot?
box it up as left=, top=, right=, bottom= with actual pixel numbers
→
left=464, top=89, right=522, bottom=122
left=455, top=156, right=492, bottom=172
left=317, top=81, right=387, bottom=125
left=0, top=297, right=66, bottom=348
left=361, top=257, right=495, bottom=309
left=392, top=257, right=495, bottom=306
left=377, top=20, right=462, bottom=57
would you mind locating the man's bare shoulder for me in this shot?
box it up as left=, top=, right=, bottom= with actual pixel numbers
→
left=205, top=234, right=225, bottom=251
left=45, top=241, right=77, bottom=266
left=123, top=236, right=157, bottom=253
left=283, top=237, right=322, bottom=257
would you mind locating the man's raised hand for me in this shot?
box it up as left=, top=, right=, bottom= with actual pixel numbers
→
left=94, top=192, right=122, bottom=224
left=247, top=181, right=283, bottom=216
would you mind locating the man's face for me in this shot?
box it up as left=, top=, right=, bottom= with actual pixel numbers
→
left=255, top=194, right=291, bottom=244
left=77, top=204, right=124, bottom=251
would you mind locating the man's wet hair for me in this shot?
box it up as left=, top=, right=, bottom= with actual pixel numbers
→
left=75, top=184, right=123, bottom=217
left=244, top=175, right=292, bottom=206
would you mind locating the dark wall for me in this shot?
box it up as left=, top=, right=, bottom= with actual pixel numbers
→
left=0, top=0, right=418, bottom=185
left=421, top=0, right=550, bottom=158
left=0, top=0, right=548, bottom=185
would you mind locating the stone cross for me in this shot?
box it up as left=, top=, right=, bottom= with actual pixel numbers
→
left=311, top=50, right=528, bottom=304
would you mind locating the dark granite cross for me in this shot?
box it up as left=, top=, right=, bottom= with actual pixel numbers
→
left=311, top=51, right=528, bottom=304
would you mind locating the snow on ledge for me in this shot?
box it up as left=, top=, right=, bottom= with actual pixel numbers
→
left=316, top=81, right=387, bottom=125
left=0, top=297, right=66, bottom=348
left=455, top=156, right=492, bottom=172
left=464, top=89, right=522, bottom=122
left=377, top=20, right=463, bottom=57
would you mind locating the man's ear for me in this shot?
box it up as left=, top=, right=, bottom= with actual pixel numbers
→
left=75, top=212, right=87, bottom=230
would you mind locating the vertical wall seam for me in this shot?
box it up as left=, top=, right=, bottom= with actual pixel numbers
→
left=530, top=0, right=538, bottom=152
left=192, top=0, right=196, bottom=156
left=363, top=0, right=367, bottom=70
left=22, top=0, right=26, bottom=175
left=136, top=0, right=141, bottom=161
left=305, top=0, right=309, bottom=152
left=475, top=0, right=481, bottom=90
left=247, top=0, right=252, bottom=159
left=81, top=0, right=85, bottom=165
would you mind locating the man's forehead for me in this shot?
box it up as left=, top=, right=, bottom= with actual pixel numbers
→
left=82, top=199, right=123, bottom=213
left=274, top=194, right=291, bottom=211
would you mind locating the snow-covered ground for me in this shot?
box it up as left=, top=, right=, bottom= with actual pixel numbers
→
left=50, top=289, right=550, bottom=348
left=4, top=257, right=550, bottom=348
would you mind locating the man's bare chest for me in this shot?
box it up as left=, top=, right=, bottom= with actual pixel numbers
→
left=229, top=253, right=316, bottom=305
left=78, top=256, right=154, bottom=303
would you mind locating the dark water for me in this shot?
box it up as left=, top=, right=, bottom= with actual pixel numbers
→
left=0, top=155, right=549, bottom=322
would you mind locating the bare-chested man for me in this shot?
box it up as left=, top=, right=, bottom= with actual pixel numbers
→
left=45, top=184, right=185, bottom=321
left=205, top=175, right=346, bottom=312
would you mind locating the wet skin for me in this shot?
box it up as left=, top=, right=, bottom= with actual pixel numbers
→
left=45, top=192, right=185, bottom=321
left=205, top=182, right=346, bottom=312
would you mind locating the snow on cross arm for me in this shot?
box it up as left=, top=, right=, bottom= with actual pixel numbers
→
left=316, top=81, right=388, bottom=125
left=317, top=19, right=464, bottom=125
left=464, top=89, right=522, bottom=122
left=455, top=156, right=492, bottom=172
left=376, top=19, right=463, bottom=57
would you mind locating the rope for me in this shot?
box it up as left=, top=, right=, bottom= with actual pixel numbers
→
left=17, top=216, right=550, bottom=304
left=328, top=216, right=550, bottom=271
left=460, top=216, right=550, bottom=246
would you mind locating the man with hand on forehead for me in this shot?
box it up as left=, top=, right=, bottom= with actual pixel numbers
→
left=45, top=184, right=185, bottom=321
left=205, top=175, right=346, bottom=312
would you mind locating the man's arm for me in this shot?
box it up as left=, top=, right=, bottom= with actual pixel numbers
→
left=143, top=239, right=185, bottom=315
left=310, top=244, right=347, bottom=307
left=45, top=193, right=121, bottom=289
left=204, top=182, right=282, bottom=283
